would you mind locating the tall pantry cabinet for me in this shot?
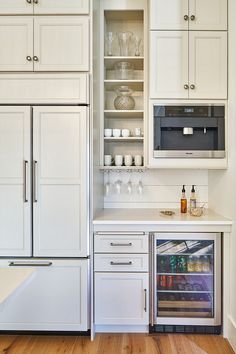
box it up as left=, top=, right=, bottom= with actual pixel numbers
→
left=0, top=1, right=90, bottom=332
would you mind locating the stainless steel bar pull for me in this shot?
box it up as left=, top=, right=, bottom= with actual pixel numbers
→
left=24, top=160, right=28, bottom=203
left=33, top=160, right=38, bottom=203
left=144, top=289, right=147, bottom=312
left=110, top=261, right=132, bottom=266
left=110, top=242, right=132, bottom=247
left=9, top=261, right=52, bottom=267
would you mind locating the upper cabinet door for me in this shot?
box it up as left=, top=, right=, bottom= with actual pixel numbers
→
left=33, top=106, right=88, bottom=257
left=0, top=107, right=31, bottom=257
left=33, top=17, right=89, bottom=72
left=150, top=31, right=189, bottom=99
left=150, top=0, right=188, bottom=30
left=189, top=31, right=227, bottom=99
left=189, top=0, right=227, bottom=30
left=0, top=0, right=33, bottom=15
left=0, top=17, right=33, bottom=71
left=34, top=0, right=89, bottom=15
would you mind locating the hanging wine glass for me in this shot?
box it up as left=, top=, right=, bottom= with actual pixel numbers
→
left=104, top=171, right=112, bottom=196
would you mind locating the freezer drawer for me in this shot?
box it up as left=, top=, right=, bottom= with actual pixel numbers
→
left=0, top=259, right=89, bottom=331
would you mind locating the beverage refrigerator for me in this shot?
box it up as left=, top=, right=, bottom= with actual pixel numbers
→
left=150, top=233, right=221, bottom=334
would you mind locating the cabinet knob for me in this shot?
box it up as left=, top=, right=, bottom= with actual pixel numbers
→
left=33, top=56, right=39, bottom=62
left=34, top=0, right=39, bottom=3
left=190, top=84, right=195, bottom=90
left=26, top=56, right=32, bottom=62
left=184, top=15, right=189, bottom=21
left=190, top=15, right=196, bottom=21
left=184, top=84, right=189, bottom=90
left=26, top=0, right=32, bottom=3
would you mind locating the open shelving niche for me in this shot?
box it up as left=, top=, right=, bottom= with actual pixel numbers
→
left=99, top=1, right=147, bottom=173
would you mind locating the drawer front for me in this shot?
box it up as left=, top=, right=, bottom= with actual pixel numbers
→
left=0, top=74, right=89, bottom=104
left=94, top=254, right=149, bottom=272
left=94, top=233, right=148, bottom=253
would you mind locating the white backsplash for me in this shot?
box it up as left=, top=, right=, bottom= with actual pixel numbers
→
left=104, top=169, right=208, bottom=209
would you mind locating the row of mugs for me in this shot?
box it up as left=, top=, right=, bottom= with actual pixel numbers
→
left=104, top=128, right=142, bottom=138
left=104, top=154, right=143, bottom=166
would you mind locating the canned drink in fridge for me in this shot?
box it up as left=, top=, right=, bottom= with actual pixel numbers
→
left=166, top=275, right=174, bottom=289
left=169, top=255, right=177, bottom=273
left=177, top=256, right=187, bottom=273
left=159, top=275, right=167, bottom=288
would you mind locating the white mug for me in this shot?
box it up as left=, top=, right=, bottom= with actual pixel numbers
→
left=134, top=155, right=143, bottom=166
left=134, top=127, right=142, bottom=137
left=104, top=155, right=112, bottom=166
left=113, top=129, right=121, bottom=137
left=104, top=128, right=112, bottom=137
left=115, top=155, right=123, bottom=166
left=124, top=155, right=132, bottom=166
left=121, top=129, right=130, bottom=137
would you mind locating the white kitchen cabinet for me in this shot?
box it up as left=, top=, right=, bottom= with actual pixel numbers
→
left=150, top=0, right=227, bottom=30
left=150, top=31, right=227, bottom=99
left=95, top=273, right=149, bottom=325
left=150, top=31, right=189, bottom=99
left=150, top=0, right=188, bottom=30
left=0, top=17, right=33, bottom=71
left=0, top=0, right=89, bottom=15
left=0, top=0, right=32, bottom=15
left=34, top=17, right=89, bottom=72
left=189, top=31, right=228, bottom=99
left=0, top=259, right=89, bottom=331
left=33, top=106, right=88, bottom=257
left=0, top=17, right=89, bottom=72
left=0, top=107, right=31, bottom=257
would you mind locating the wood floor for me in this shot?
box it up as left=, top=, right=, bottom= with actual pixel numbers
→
left=0, top=334, right=235, bottom=354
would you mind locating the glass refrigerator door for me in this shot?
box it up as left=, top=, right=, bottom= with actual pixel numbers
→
left=156, top=239, right=214, bottom=319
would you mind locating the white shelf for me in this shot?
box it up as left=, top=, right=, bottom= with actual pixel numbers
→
left=104, top=57, right=144, bottom=70
left=104, top=80, right=143, bottom=91
left=104, top=110, right=144, bottom=118
left=104, top=137, right=144, bottom=142
left=100, top=166, right=145, bottom=171
left=104, top=56, right=144, bottom=60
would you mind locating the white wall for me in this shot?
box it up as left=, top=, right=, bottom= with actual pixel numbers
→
left=104, top=169, right=208, bottom=209
left=209, top=0, right=236, bottom=350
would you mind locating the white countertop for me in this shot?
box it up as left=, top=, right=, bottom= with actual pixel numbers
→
left=0, top=268, right=35, bottom=305
left=93, top=208, right=232, bottom=226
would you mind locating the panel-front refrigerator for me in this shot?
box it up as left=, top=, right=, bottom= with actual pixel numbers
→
left=150, top=233, right=221, bottom=334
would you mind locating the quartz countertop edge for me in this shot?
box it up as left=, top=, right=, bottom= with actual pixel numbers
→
left=93, top=208, right=232, bottom=225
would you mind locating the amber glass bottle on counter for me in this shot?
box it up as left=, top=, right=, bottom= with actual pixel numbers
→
left=181, top=185, right=187, bottom=213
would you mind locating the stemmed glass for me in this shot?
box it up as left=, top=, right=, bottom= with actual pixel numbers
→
left=104, top=171, right=112, bottom=196
left=114, top=179, right=122, bottom=195
left=127, top=174, right=132, bottom=195
left=137, top=171, right=143, bottom=195
left=105, top=32, right=116, bottom=56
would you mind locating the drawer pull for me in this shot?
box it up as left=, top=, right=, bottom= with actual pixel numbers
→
left=110, top=261, right=132, bottom=266
left=110, top=242, right=132, bottom=247
left=9, top=261, right=52, bottom=267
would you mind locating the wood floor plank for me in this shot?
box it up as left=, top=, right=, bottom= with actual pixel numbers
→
left=0, top=333, right=234, bottom=354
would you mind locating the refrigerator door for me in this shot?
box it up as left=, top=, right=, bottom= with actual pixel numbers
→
left=0, top=259, right=89, bottom=331
left=0, top=106, right=32, bottom=257
left=33, top=106, right=89, bottom=257
left=153, top=233, right=221, bottom=326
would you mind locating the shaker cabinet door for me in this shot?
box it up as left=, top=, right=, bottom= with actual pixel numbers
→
left=150, top=31, right=188, bottom=99
left=33, top=106, right=88, bottom=257
left=150, top=0, right=188, bottom=30
left=0, top=0, right=33, bottom=15
left=34, top=0, right=89, bottom=14
left=189, top=0, right=227, bottom=30
left=0, top=17, right=33, bottom=71
left=0, top=107, right=31, bottom=257
left=189, top=31, right=227, bottom=99
left=95, top=273, right=149, bottom=326
left=33, top=17, right=89, bottom=72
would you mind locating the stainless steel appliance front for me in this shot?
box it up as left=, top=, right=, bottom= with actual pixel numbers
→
left=153, top=105, right=225, bottom=158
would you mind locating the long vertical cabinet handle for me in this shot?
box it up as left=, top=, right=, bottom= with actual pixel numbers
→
left=33, top=160, right=38, bottom=203
left=150, top=233, right=155, bottom=326
left=144, top=289, right=147, bottom=312
left=24, top=160, right=28, bottom=203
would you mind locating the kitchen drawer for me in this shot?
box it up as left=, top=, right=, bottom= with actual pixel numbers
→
left=94, top=254, right=149, bottom=272
left=94, top=233, right=148, bottom=254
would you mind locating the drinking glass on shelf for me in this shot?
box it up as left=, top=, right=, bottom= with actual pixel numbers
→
left=105, top=32, right=116, bottom=56
left=117, top=31, right=133, bottom=56
left=133, top=35, right=142, bottom=57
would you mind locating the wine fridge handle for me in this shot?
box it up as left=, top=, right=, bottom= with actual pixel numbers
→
left=144, top=289, right=147, bottom=312
left=33, top=160, right=38, bottom=203
left=23, top=160, right=28, bottom=203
